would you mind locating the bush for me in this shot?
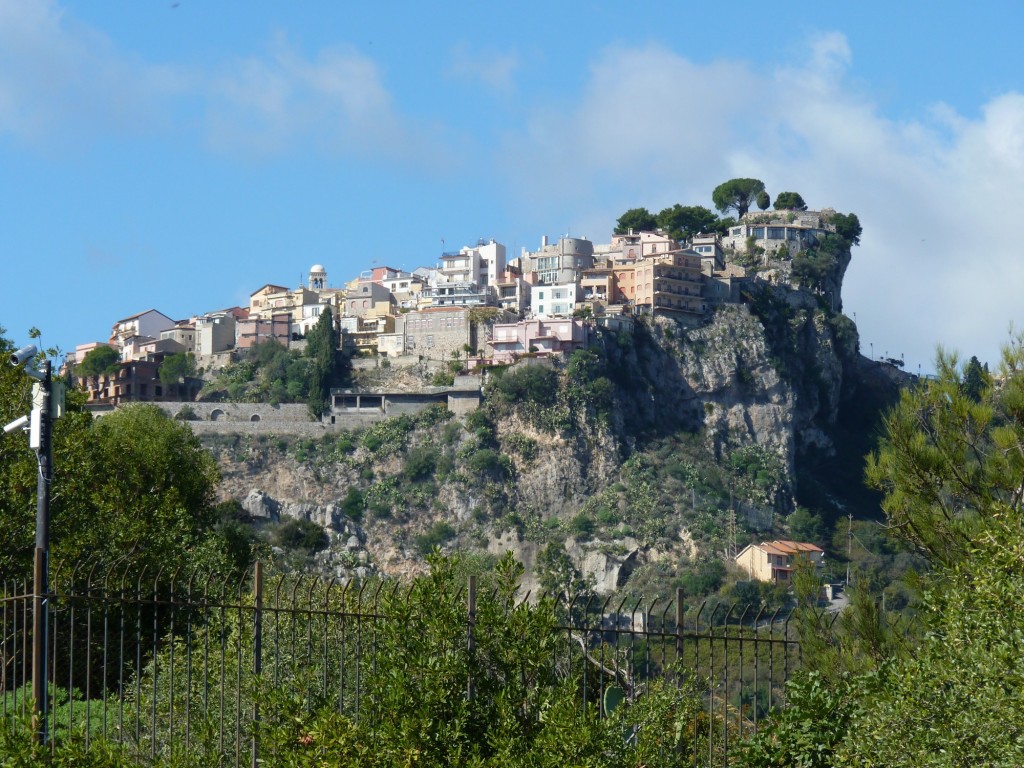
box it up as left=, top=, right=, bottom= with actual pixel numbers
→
left=403, top=446, right=438, bottom=483
left=340, top=487, right=364, bottom=522
left=464, top=448, right=508, bottom=480
left=414, top=521, right=457, bottom=555
left=489, top=364, right=559, bottom=407
left=275, top=519, right=329, bottom=552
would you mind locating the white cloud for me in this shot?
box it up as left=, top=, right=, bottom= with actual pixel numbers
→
left=0, top=0, right=185, bottom=145
left=207, top=36, right=394, bottom=154
left=502, top=34, right=1024, bottom=370
left=204, top=34, right=452, bottom=169
left=447, top=43, right=519, bottom=95
left=0, top=4, right=450, bottom=167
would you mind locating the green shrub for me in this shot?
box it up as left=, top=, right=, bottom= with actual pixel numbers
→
left=489, top=364, right=559, bottom=406
left=414, top=521, right=457, bottom=555
left=274, top=519, right=329, bottom=552
left=340, top=487, right=364, bottom=522
left=403, top=446, right=438, bottom=482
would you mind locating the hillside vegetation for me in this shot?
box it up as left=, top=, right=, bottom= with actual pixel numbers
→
left=206, top=224, right=911, bottom=605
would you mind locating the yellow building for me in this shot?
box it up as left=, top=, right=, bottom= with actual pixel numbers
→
left=734, top=540, right=824, bottom=583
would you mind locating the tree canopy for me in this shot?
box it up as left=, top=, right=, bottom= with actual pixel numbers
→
left=158, top=351, right=197, bottom=389
left=755, top=190, right=771, bottom=210
left=306, top=306, right=347, bottom=418
left=773, top=191, right=807, bottom=210
left=0, top=327, right=253, bottom=582
left=711, top=178, right=765, bottom=218
left=655, top=204, right=719, bottom=241
left=613, top=207, right=658, bottom=234
left=741, top=340, right=1024, bottom=766
left=831, top=212, right=862, bottom=245
left=865, top=344, right=1024, bottom=567
left=76, top=345, right=120, bottom=377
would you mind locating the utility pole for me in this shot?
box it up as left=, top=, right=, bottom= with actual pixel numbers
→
left=846, top=513, right=853, bottom=588
left=727, top=508, right=737, bottom=560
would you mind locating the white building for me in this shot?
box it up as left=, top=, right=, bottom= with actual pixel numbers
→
left=531, top=282, right=583, bottom=318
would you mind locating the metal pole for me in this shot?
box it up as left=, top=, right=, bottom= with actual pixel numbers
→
left=32, top=359, right=52, bottom=744
left=466, top=575, right=476, bottom=703
left=252, top=562, right=263, bottom=768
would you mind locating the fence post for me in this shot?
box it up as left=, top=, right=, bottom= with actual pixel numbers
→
left=674, top=587, right=684, bottom=684
left=466, top=575, right=476, bottom=703
left=32, top=547, right=47, bottom=744
left=251, top=562, right=263, bottom=768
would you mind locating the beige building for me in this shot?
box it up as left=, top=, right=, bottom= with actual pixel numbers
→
left=610, top=230, right=678, bottom=259
left=248, top=284, right=290, bottom=316
left=250, top=285, right=321, bottom=326
left=160, top=322, right=196, bottom=352
left=195, top=311, right=237, bottom=356
left=734, top=540, right=824, bottom=583
left=581, top=267, right=617, bottom=305
left=344, top=281, right=396, bottom=319
left=633, top=251, right=705, bottom=315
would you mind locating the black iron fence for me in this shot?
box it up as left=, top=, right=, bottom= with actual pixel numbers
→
left=1, top=560, right=800, bottom=765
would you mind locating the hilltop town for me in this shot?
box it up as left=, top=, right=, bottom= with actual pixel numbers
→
left=66, top=203, right=860, bottom=425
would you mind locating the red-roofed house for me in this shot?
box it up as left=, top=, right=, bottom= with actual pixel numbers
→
left=734, top=540, right=824, bottom=583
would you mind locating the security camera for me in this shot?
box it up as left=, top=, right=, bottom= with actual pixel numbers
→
left=10, top=345, right=37, bottom=367
left=3, top=415, right=29, bottom=434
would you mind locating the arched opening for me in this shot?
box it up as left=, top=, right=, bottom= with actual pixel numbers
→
left=250, top=414, right=261, bottom=422
left=210, top=409, right=225, bottom=421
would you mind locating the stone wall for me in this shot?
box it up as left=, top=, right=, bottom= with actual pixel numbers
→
left=154, top=402, right=312, bottom=423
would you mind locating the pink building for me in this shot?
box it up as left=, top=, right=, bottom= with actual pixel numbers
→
left=488, top=319, right=589, bottom=364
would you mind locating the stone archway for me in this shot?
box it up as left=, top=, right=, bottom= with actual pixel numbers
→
left=210, top=409, right=225, bottom=421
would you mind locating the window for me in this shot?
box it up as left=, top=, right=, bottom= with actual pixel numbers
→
left=538, top=291, right=545, bottom=300
left=426, top=335, right=434, bottom=348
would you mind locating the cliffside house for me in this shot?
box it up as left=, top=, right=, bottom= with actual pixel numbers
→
left=488, top=318, right=590, bottom=364
left=734, top=540, right=824, bottom=583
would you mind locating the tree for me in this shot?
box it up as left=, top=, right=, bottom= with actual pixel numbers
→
left=655, top=204, right=719, bottom=241
left=773, top=191, right=807, bottom=210
left=306, top=307, right=344, bottom=418
left=158, top=351, right=197, bottom=389
left=76, top=345, right=120, bottom=377
left=831, top=212, right=862, bottom=245
left=961, top=354, right=989, bottom=402
left=755, top=190, right=771, bottom=210
left=864, top=343, right=1024, bottom=567
left=711, top=178, right=766, bottom=218
left=787, top=506, right=824, bottom=544
left=613, top=207, right=658, bottom=234
left=740, top=340, right=1024, bottom=766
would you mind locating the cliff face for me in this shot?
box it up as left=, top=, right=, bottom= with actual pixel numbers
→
left=208, top=236, right=897, bottom=590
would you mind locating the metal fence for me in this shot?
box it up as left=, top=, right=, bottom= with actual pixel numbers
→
left=1, top=560, right=800, bottom=766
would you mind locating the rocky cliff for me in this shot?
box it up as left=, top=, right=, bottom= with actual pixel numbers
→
left=206, top=233, right=905, bottom=595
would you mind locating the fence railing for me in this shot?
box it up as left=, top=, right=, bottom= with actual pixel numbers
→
left=1, top=560, right=800, bottom=766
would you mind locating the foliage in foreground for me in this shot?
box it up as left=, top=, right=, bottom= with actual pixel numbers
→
left=0, top=554, right=712, bottom=767
left=737, top=341, right=1024, bottom=767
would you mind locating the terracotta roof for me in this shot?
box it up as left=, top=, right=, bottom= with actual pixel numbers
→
left=760, top=540, right=823, bottom=555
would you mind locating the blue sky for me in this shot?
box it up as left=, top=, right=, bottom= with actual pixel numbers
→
left=3, top=1, right=1024, bottom=374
